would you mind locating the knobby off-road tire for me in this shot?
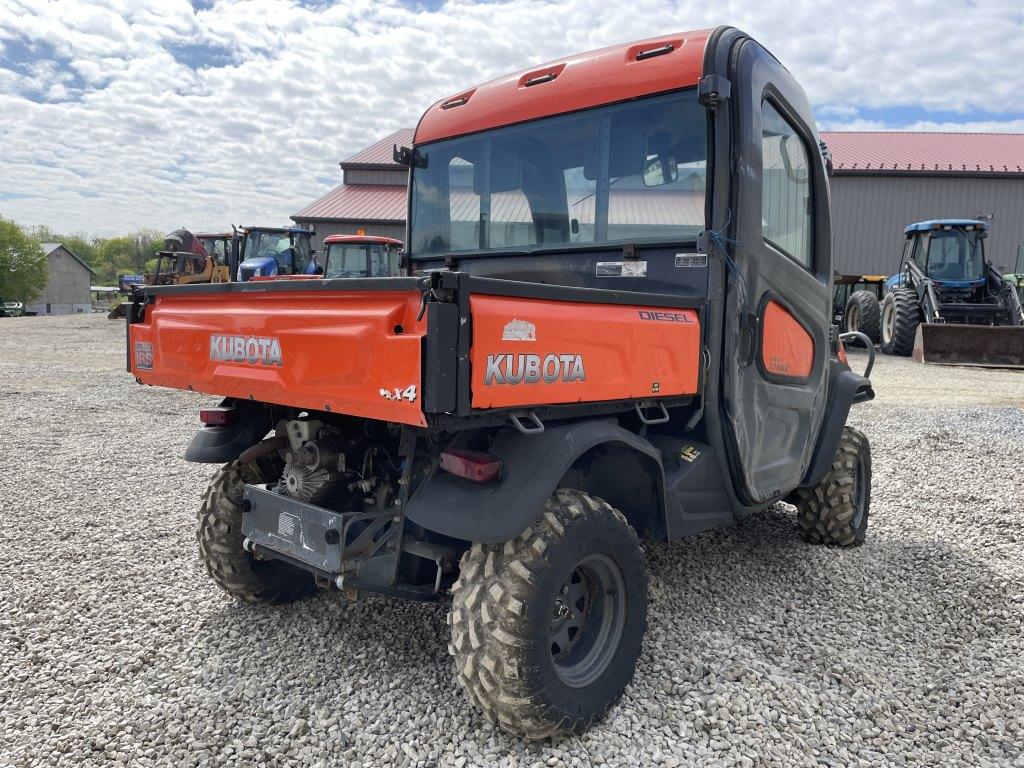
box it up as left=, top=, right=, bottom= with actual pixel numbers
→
left=880, top=288, right=920, bottom=356
left=845, top=290, right=881, bottom=343
left=793, top=427, right=871, bottom=547
left=448, top=489, right=647, bottom=740
left=197, top=461, right=315, bottom=604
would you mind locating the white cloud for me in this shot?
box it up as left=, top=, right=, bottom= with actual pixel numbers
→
left=0, top=0, right=1022, bottom=236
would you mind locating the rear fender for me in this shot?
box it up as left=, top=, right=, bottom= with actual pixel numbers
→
left=183, top=398, right=273, bottom=463
left=404, top=421, right=666, bottom=544
left=799, top=359, right=872, bottom=488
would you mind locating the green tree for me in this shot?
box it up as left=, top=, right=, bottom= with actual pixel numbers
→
left=0, top=216, right=47, bottom=302
left=26, top=225, right=100, bottom=269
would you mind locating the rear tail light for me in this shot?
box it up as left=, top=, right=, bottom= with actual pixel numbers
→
left=200, top=406, right=236, bottom=427
left=439, top=449, right=501, bottom=483
left=837, top=341, right=848, bottom=363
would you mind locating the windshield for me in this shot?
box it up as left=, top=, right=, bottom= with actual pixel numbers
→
left=926, top=229, right=985, bottom=281
left=243, top=231, right=311, bottom=272
left=324, top=243, right=398, bottom=278
left=199, top=237, right=229, bottom=266
left=409, top=90, right=706, bottom=256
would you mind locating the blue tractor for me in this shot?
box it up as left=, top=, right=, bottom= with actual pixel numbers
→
left=878, top=219, right=1024, bottom=367
left=235, top=226, right=316, bottom=281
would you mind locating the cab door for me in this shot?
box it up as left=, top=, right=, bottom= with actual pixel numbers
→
left=720, top=40, right=833, bottom=504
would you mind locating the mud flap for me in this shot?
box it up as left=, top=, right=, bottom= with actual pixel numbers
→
left=912, top=324, right=1024, bottom=368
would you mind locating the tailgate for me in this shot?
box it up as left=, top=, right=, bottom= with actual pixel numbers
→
left=128, top=284, right=427, bottom=426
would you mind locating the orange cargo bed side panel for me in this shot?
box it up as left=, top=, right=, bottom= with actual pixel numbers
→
left=129, top=290, right=428, bottom=426
left=469, top=295, right=701, bottom=409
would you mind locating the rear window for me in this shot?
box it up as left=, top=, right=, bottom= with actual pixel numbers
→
left=410, top=90, right=707, bottom=256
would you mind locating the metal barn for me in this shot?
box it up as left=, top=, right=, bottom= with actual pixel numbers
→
left=292, top=129, right=411, bottom=253
left=827, top=132, right=1024, bottom=276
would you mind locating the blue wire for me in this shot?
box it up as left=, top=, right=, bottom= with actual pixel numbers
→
left=708, top=208, right=748, bottom=311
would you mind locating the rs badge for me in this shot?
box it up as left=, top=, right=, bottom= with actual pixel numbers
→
left=134, top=342, right=153, bottom=370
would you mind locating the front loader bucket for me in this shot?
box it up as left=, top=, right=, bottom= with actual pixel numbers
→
left=912, top=324, right=1024, bottom=368
left=107, top=303, right=127, bottom=320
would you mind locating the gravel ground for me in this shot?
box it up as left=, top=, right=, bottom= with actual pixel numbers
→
left=2, top=314, right=1023, bottom=768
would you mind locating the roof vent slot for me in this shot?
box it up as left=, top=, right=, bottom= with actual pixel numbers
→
left=518, top=63, right=566, bottom=89
left=524, top=71, right=558, bottom=87
left=635, top=42, right=674, bottom=61
left=441, top=90, right=475, bottom=110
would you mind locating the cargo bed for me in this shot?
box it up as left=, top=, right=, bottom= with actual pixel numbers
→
left=127, top=273, right=704, bottom=427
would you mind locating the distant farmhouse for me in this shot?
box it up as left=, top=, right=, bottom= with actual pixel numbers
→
left=26, top=243, right=95, bottom=315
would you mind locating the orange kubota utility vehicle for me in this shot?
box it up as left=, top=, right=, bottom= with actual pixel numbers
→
left=125, top=27, right=874, bottom=738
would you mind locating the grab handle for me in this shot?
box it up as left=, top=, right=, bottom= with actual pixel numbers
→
left=634, top=401, right=670, bottom=425
left=839, top=331, right=875, bottom=379
left=509, top=411, right=545, bottom=435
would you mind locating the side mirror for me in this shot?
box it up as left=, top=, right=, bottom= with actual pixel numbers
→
left=643, top=155, right=678, bottom=187
left=570, top=219, right=580, bottom=236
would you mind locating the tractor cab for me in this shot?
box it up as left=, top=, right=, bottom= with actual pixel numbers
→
left=321, top=234, right=403, bottom=278
left=196, top=232, right=235, bottom=275
left=892, top=219, right=989, bottom=292
left=236, top=226, right=314, bottom=282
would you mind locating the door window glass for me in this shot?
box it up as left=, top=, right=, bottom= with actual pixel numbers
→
left=911, top=237, right=927, bottom=270
left=761, top=102, right=813, bottom=267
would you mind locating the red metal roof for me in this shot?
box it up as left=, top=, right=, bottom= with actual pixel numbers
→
left=342, top=129, right=414, bottom=168
left=292, top=184, right=407, bottom=222
left=323, top=234, right=403, bottom=246
left=821, top=131, right=1024, bottom=175
left=415, top=30, right=711, bottom=145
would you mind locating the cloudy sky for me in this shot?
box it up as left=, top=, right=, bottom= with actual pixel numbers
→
left=2, top=0, right=1023, bottom=237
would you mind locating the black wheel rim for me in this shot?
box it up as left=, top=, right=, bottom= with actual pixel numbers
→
left=548, top=554, right=626, bottom=688
left=851, top=456, right=867, bottom=529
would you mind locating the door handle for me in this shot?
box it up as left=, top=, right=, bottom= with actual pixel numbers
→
left=738, top=311, right=760, bottom=365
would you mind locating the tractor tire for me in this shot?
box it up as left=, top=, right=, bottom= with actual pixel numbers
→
left=845, top=290, right=881, bottom=343
left=197, top=461, right=316, bottom=604
left=448, top=489, right=647, bottom=740
left=880, top=288, right=920, bottom=356
left=793, top=426, right=871, bottom=547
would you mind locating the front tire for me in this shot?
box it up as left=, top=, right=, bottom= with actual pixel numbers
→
left=197, top=461, right=316, bottom=604
left=845, top=290, right=881, bottom=343
left=793, top=426, right=871, bottom=547
left=448, top=489, right=647, bottom=739
left=880, top=288, right=920, bottom=356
